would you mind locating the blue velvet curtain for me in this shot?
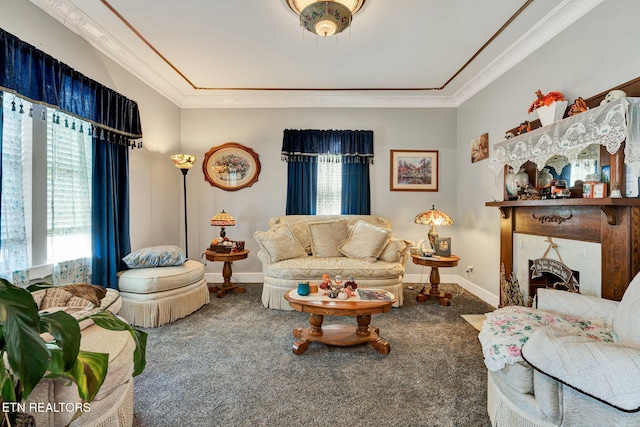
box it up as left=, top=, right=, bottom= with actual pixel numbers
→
left=282, top=129, right=373, bottom=215
left=92, top=135, right=131, bottom=289
left=0, top=28, right=142, bottom=288
left=286, top=161, right=318, bottom=215
left=342, top=161, right=370, bottom=214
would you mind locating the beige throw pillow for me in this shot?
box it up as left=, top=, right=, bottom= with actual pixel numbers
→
left=379, top=239, right=414, bottom=263
left=338, top=220, right=392, bottom=262
left=309, top=218, right=349, bottom=257
left=288, top=221, right=312, bottom=254
left=254, top=224, right=308, bottom=263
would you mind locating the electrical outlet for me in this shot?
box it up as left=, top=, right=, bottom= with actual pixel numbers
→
left=466, top=265, right=474, bottom=274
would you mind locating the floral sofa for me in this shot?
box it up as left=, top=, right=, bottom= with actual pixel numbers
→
left=255, top=215, right=413, bottom=310
left=478, top=273, right=640, bottom=426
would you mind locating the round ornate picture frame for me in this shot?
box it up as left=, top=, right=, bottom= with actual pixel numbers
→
left=202, top=142, right=261, bottom=191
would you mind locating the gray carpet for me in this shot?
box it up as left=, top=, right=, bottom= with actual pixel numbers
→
left=132, top=283, right=494, bottom=427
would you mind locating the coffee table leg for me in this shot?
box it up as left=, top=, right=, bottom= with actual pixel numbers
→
left=292, top=340, right=310, bottom=355
left=292, top=314, right=324, bottom=355
left=356, top=314, right=372, bottom=336
left=370, top=338, right=391, bottom=355
left=308, top=313, right=324, bottom=336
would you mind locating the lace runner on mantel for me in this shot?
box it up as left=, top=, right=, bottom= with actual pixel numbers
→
left=489, top=97, right=640, bottom=175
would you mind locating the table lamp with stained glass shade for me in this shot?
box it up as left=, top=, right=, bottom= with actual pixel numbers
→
left=210, top=210, right=235, bottom=238
left=414, top=205, right=453, bottom=250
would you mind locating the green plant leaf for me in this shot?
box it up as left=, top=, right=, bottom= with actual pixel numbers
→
left=39, top=310, right=81, bottom=371
left=0, top=279, right=49, bottom=401
left=1, top=357, right=17, bottom=403
left=47, top=349, right=108, bottom=402
left=88, top=310, right=147, bottom=376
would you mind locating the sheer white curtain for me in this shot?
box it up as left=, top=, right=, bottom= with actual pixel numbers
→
left=316, top=154, right=342, bottom=215
left=0, top=94, right=32, bottom=279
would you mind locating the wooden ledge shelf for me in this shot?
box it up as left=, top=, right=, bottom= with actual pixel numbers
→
left=486, top=198, right=640, bottom=207
left=487, top=198, right=640, bottom=225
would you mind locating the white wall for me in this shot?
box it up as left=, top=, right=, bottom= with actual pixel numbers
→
left=181, top=108, right=457, bottom=278
left=0, top=0, right=183, bottom=253
left=456, top=0, right=640, bottom=303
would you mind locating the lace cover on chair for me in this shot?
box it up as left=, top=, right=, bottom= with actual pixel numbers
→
left=490, top=97, right=640, bottom=175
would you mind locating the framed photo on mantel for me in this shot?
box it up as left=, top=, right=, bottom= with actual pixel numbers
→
left=390, top=150, right=439, bottom=192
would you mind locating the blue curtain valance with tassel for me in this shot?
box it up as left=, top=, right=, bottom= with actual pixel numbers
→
left=282, top=129, right=374, bottom=164
left=0, top=27, right=143, bottom=144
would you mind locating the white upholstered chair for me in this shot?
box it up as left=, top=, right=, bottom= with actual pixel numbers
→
left=479, top=273, right=640, bottom=426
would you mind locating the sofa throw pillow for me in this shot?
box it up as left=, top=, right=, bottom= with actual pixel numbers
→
left=122, top=245, right=186, bottom=269
left=288, top=221, right=313, bottom=254
left=254, top=223, right=308, bottom=263
left=308, top=218, right=349, bottom=257
left=613, top=271, right=640, bottom=344
left=379, top=239, right=413, bottom=263
left=338, top=220, right=392, bottom=262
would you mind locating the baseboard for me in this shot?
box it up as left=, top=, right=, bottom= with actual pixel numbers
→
left=403, top=273, right=498, bottom=308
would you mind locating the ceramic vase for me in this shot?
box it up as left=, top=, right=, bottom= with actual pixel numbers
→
left=505, top=167, right=529, bottom=199
left=536, top=100, right=568, bottom=127
left=537, top=167, right=553, bottom=188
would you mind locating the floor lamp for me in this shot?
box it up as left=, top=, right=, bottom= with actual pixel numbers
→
left=171, top=154, right=197, bottom=258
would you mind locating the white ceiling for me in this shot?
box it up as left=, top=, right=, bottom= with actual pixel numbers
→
left=30, top=0, right=602, bottom=108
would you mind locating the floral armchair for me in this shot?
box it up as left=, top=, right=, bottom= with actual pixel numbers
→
left=478, top=273, right=640, bottom=426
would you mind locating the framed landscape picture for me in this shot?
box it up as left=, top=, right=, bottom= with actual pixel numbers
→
left=390, top=150, right=438, bottom=191
left=202, top=142, right=261, bottom=191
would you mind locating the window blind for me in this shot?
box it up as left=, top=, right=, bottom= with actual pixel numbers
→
left=46, top=110, right=92, bottom=262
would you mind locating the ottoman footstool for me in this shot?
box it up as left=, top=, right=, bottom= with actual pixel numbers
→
left=117, top=260, right=209, bottom=327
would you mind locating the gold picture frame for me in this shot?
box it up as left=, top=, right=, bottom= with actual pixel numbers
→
left=390, top=150, right=438, bottom=192
left=202, top=142, right=261, bottom=191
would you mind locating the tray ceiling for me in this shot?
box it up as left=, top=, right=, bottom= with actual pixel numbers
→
left=29, top=0, right=603, bottom=108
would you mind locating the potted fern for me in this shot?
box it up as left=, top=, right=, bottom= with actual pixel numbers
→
left=0, top=279, right=147, bottom=427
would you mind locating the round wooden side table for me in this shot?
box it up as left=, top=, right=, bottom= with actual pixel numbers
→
left=410, top=254, right=460, bottom=306
left=204, top=249, right=249, bottom=298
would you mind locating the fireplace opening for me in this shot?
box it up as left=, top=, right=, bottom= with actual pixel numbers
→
left=528, top=258, right=580, bottom=299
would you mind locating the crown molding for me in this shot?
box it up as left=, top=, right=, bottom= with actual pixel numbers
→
left=452, top=0, right=604, bottom=106
left=30, top=0, right=601, bottom=109
left=28, top=0, right=186, bottom=106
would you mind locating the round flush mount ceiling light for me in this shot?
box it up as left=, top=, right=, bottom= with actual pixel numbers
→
left=286, top=0, right=366, bottom=37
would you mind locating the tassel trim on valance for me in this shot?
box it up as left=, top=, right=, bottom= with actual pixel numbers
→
left=281, top=152, right=374, bottom=164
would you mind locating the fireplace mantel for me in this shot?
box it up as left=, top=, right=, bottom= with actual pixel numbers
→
left=486, top=199, right=640, bottom=302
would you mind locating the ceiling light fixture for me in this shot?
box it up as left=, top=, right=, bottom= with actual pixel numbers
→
left=286, top=0, right=365, bottom=37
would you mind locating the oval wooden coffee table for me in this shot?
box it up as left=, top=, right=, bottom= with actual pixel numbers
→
left=284, top=289, right=396, bottom=356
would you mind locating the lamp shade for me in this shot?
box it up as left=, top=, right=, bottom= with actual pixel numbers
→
left=210, top=210, right=235, bottom=227
left=170, top=154, right=197, bottom=169
left=414, top=205, right=453, bottom=227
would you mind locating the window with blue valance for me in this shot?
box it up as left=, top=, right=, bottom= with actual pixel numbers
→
left=0, top=28, right=143, bottom=144
left=0, top=28, right=142, bottom=288
left=282, top=129, right=373, bottom=215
